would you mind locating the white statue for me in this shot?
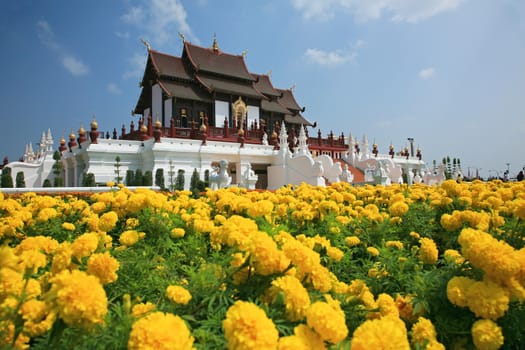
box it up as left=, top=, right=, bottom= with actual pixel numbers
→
left=341, top=164, right=354, bottom=183
left=209, top=159, right=232, bottom=190
left=240, top=163, right=258, bottom=190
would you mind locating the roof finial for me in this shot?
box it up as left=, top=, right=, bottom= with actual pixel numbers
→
left=212, top=33, right=219, bottom=52
left=178, top=32, right=186, bottom=43
left=290, top=83, right=296, bottom=92
left=140, top=38, right=151, bottom=51
left=267, top=70, right=272, bottom=77
left=241, top=49, right=248, bottom=58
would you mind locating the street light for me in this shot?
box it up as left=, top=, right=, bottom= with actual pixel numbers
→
left=407, top=137, right=414, bottom=157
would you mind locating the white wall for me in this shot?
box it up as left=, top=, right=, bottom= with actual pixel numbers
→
left=164, top=99, right=172, bottom=127
left=215, top=100, right=229, bottom=127
left=152, top=84, right=163, bottom=120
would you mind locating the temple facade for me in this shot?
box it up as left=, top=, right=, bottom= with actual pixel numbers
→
left=1, top=37, right=430, bottom=191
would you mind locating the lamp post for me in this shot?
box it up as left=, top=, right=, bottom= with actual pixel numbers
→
left=407, top=137, right=414, bottom=157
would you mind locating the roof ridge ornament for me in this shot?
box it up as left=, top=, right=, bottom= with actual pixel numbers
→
left=178, top=32, right=186, bottom=43
left=290, top=83, right=296, bottom=92
left=140, top=38, right=151, bottom=51
left=212, top=33, right=219, bottom=53
left=241, top=49, right=248, bottom=58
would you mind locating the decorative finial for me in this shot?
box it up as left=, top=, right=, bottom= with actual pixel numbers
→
left=290, top=83, right=296, bottom=92
left=140, top=38, right=151, bottom=51
left=178, top=32, right=186, bottom=43
left=212, top=33, right=219, bottom=52
left=267, top=70, right=272, bottom=77
left=241, top=49, right=248, bottom=58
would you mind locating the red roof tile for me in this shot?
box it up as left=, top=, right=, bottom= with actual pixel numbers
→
left=184, top=42, right=254, bottom=81
left=195, top=74, right=265, bottom=99
left=277, top=89, right=302, bottom=112
left=150, top=51, right=192, bottom=80
left=253, top=74, right=281, bottom=97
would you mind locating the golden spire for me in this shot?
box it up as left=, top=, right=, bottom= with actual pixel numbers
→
left=212, top=33, right=219, bottom=52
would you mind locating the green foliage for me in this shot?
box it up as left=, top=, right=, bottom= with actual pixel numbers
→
left=175, top=169, right=185, bottom=191
left=134, top=169, right=143, bottom=186
left=143, top=171, right=153, bottom=186
left=15, top=171, right=25, bottom=188
left=81, top=172, right=96, bottom=187
left=43, top=179, right=52, bottom=187
left=125, top=170, right=134, bottom=186
left=52, top=150, right=64, bottom=187
left=1, top=166, right=13, bottom=188
left=155, top=168, right=165, bottom=190
left=114, top=155, right=123, bottom=184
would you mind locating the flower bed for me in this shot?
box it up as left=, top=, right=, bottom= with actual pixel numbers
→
left=1, top=180, right=524, bottom=349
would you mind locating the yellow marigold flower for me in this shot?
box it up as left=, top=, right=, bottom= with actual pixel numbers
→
left=471, top=319, right=504, bottom=350
left=367, top=246, right=380, bottom=257
left=513, top=199, right=525, bottom=220
left=51, top=242, right=73, bottom=274
left=71, top=233, right=100, bottom=260
left=418, top=238, right=438, bottom=264
left=373, top=293, right=399, bottom=318
left=389, top=201, right=409, bottom=217
left=128, top=311, right=194, bottom=350
left=248, top=231, right=290, bottom=276
left=282, top=239, right=320, bottom=276
left=409, top=231, right=420, bottom=239
left=385, top=240, right=404, bottom=249
left=465, top=279, right=509, bottom=320
left=444, top=249, right=465, bottom=265
left=98, top=211, right=119, bottom=232
left=278, top=324, right=326, bottom=350
left=166, top=285, right=192, bottom=305
left=170, top=227, right=186, bottom=238
left=61, top=222, right=76, bottom=231
left=345, top=236, right=361, bottom=247
left=19, top=299, right=53, bottom=337
left=1, top=321, right=31, bottom=350
left=269, top=275, right=311, bottom=321
left=126, top=217, right=140, bottom=228
left=36, top=207, right=58, bottom=222
left=326, top=246, right=344, bottom=261
left=411, top=317, right=438, bottom=346
left=395, top=294, right=416, bottom=322
left=447, top=276, right=475, bottom=308
left=223, top=301, right=279, bottom=350
left=336, top=215, right=351, bottom=225
left=131, top=302, right=156, bottom=318
left=50, top=269, right=107, bottom=329
left=350, top=315, right=409, bottom=350
left=106, top=181, right=115, bottom=187
left=305, top=300, right=348, bottom=344
left=458, top=228, right=520, bottom=283
left=119, top=230, right=143, bottom=247
left=86, top=252, right=119, bottom=284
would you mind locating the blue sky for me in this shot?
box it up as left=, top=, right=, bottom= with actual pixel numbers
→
left=1, top=0, right=524, bottom=179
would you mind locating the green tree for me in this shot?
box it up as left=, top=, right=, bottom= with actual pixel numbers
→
left=15, top=171, right=25, bottom=188
left=82, top=173, right=96, bottom=187
left=114, top=156, right=123, bottom=184
left=143, top=171, right=153, bottom=186
left=52, top=151, right=64, bottom=187
left=1, top=167, right=13, bottom=188
left=175, top=169, right=185, bottom=191
left=155, top=169, right=165, bottom=190
left=190, top=168, right=202, bottom=197
left=43, top=179, right=51, bottom=187
left=168, top=161, right=176, bottom=192
left=125, top=170, right=135, bottom=186
left=134, top=169, right=143, bottom=186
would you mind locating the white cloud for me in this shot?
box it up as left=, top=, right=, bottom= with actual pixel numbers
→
left=305, top=48, right=355, bottom=66
left=290, top=0, right=463, bottom=23
left=115, top=31, right=130, bottom=39
left=121, top=0, right=198, bottom=46
left=419, top=67, right=436, bottom=80
left=107, top=83, right=122, bottom=95
left=36, top=20, right=90, bottom=77
left=62, top=56, right=89, bottom=76
left=123, top=52, right=147, bottom=79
